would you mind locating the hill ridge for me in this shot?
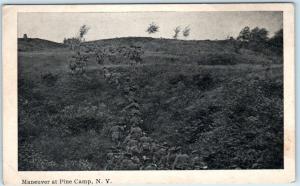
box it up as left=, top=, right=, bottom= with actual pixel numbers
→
left=18, top=38, right=65, bottom=52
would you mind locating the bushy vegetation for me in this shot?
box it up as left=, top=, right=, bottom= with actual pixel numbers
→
left=235, top=26, right=283, bottom=55
left=18, top=35, right=283, bottom=170
left=65, top=25, right=91, bottom=75
left=173, top=26, right=181, bottom=39
left=146, top=22, right=159, bottom=34
left=182, top=26, right=191, bottom=38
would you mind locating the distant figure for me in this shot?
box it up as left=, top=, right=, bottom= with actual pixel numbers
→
left=23, top=34, right=28, bottom=40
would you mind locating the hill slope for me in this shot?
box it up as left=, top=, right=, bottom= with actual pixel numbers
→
left=18, top=38, right=65, bottom=51
left=18, top=35, right=283, bottom=170
left=84, top=37, right=282, bottom=65
left=18, top=37, right=281, bottom=65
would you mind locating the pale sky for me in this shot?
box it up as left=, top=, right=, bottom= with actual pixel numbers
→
left=18, top=11, right=282, bottom=43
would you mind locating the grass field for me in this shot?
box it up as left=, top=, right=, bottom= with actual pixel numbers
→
left=18, top=37, right=283, bottom=170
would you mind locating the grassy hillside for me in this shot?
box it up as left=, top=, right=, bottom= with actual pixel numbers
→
left=18, top=37, right=283, bottom=170
left=18, top=38, right=65, bottom=52
left=85, top=37, right=281, bottom=65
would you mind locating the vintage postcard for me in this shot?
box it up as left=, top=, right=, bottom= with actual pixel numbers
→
left=2, top=3, right=295, bottom=184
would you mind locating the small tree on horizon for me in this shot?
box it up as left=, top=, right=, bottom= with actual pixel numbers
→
left=237, top=26, right=251, bottom=42
left=268, top=28, right=283, bottom=54
left=146, top=22, right=159, bottom=34
left=67, top=24, right=91, bottom=75
left=182, top=26, right=191, bottom=38
left=173, top=26, right=181, bottom=39
left=78, top=24, right=90, bottom=42
left=249, top=27, right=269, bottom=43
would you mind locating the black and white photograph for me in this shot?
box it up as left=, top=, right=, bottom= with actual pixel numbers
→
left=17, top=10, right=284, bottom=171
left=2, top=3, right=295, bottom=184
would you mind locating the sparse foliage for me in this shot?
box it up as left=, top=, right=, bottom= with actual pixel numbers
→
left=146, top=22, right=159, bottom=34
left=79, top=25, right=90, bottom=41
left=66, top=25, right=91, bottom=75
left=182, top=26, right=191, bottom=38
left=69, top=51, right=89, bottom=75
left=63, top=37, right=81, bottom=50
left=173, top=26, right=181, bottom=39
left=95, top=46, right=144, bottom=66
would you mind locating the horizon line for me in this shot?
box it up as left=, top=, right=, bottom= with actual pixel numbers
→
left=18, top=36, right=237, bottom=44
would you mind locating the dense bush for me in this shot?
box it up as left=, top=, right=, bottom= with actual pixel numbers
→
left=193, top=75, right=283, bottom=169
left=268, top=29, right=283, bottom=55
left=236, top=26, right=283, bottom=55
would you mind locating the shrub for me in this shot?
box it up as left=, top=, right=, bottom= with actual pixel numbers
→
left=173, top=26, right=181, bottom=39
left=63, top=37, right=81, bottom=50
left=58, top=104, right=105, bottom=135
left=146, top=22, right=159, bottom=34
left=182, top=26, right=191, bottom=38
left=222, top=77, right=283, bottom=168
left=268, top=29, right=283, bottom=55
left=69, top=51, right=89, bottom=75
left=237, top=26, right=251, bottom=42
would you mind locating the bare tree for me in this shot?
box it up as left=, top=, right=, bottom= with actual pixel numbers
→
left=182, top=26, right=191, bottom=38
left=146, top=22, right=159, bottom=34
left=65, top=24, right=90, bottom=50
left=173, top=26, right=181, bottom=39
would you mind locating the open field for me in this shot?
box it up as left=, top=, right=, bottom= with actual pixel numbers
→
left=18, top=37, right=283, bottom=170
